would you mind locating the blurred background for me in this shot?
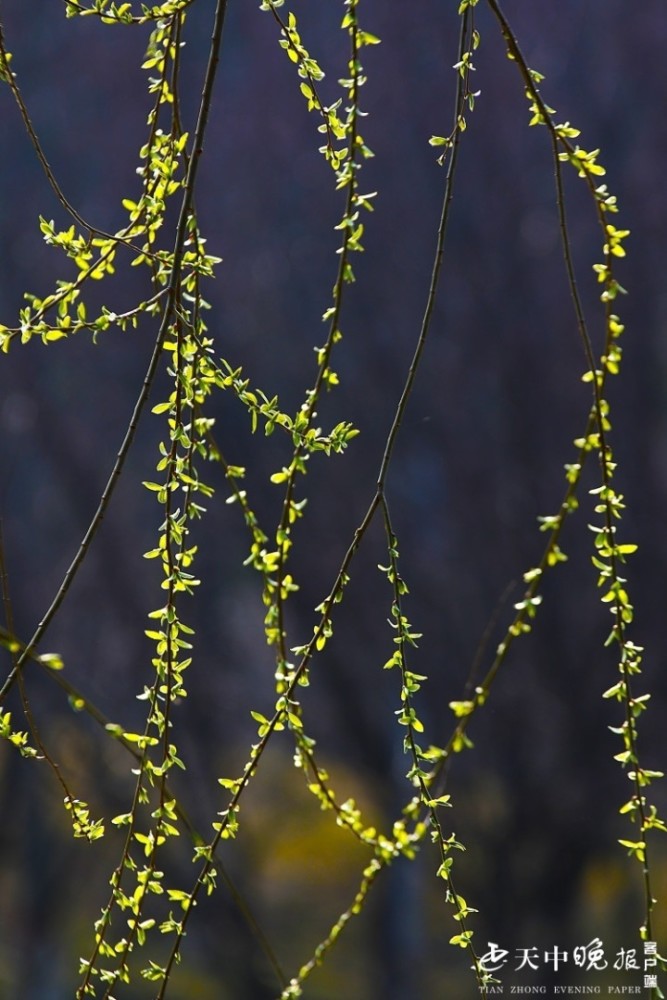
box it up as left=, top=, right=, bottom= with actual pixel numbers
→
left=0, top=1, right=666, bottom=997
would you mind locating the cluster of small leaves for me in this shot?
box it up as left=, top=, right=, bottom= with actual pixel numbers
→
left=0, top=587, right=109, bottom=840
left=443, top=433, right=584, bottom=759
left=264, top=5, right=500, bottom=990
left=274, top=9, right=666, bottom=988
left=18, top=3, right=389, bottom=994
left=261, top=0, right=379, bottom=175
left=0, top=18, right=199, bottom=354
left=63, top=0, right=194, bottom=25
left=71, top=13, right=228, bottom=994
left=486, top=3, right=665, bottom=981
left=135, top=5, right=489, bottom=994
left=182, top=0, right=377, bottom=687
left=0, top=0, right=664, bottom=997
left=379, top=510, right=490, bottom=991
left=429, top=7, right=480, bottom=165
left=251, top=0, right=373, bottom=691
left=0, top=709, right=33, bottom=756
left=1, top=638, right=110, bottom=855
